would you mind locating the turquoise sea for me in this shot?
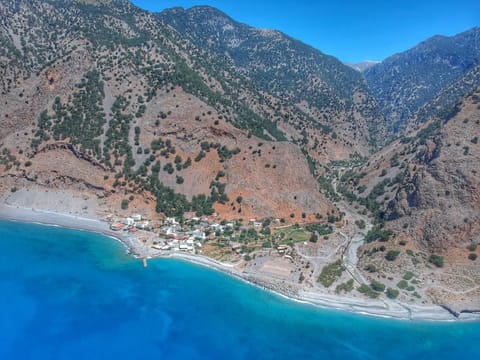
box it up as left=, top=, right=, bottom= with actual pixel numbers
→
left=0, top=220, right=479, bottom=359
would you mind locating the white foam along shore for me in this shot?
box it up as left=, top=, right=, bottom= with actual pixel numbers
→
left=1, top=203, right=479, bottom=322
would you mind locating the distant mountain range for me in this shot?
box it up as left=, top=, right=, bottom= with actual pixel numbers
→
left=158, top=6, right=386, bottom=146
left=364, top=27, right=480, bottom=132
left=345, top=60, right=380, bottom=72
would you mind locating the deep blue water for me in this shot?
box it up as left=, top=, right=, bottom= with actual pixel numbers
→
left=0, top=220, right=479, bottom=359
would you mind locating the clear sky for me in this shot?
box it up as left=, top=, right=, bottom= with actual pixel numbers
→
left=131, top=0, right=479, bottom=63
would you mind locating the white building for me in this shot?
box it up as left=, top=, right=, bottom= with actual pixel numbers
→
left=123, top=217, right=135, bottom=226
left=135, top=220, right=149, bottom=229
left=165, top=217, right=179, bottom=226
left=132, top=214, right=142, bottom=221
left=191, top=229, right=206, bottom=240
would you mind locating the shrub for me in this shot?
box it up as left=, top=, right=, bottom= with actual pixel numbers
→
left=357, top=284, right=379, bottom=298
left=385, top=250, right=400, bottom=261
left=24, top=160, right=32, bottom=167
left=121, top=199, right=129, bottom=210
left=163, top=163, right=174, bottom=174
left=365, top=264, right=377, bottom=273
left=386, top=288, right=399, bottom=299
left=306, top=223, right=332, bottom=235
left=397, top=280, right=408, bottom=289
left=318, top=260, right=345, bottom=287
left=355, top=219, right=366, bottom=229
left=370, top=280, right=386, bottom=292
left=468, top=253, right=477, bottom=261
left=467, top=243, right=477, bottom=252
left=365, top=227, right=393, bottom=243
left=428, top=254, right=444, bottom=268
left=182, top=157, right=192, bottom=169
left=403, top=271, right=414, bottom=281
left=335, top=279, right=354, bottom=294
left=262, top=241, right=272, bottom=248
left=195, top=150, right=206, bottom=162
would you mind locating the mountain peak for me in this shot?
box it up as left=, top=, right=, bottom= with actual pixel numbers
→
left=345, top=60, right=380, bottom=72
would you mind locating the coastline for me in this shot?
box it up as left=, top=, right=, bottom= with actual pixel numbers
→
left=0, top=203, right=478, bottom=322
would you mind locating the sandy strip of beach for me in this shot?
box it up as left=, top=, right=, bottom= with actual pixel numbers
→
left=0, top=203, right=117, bottom=239
left=1, top=203, right=479, bottom=322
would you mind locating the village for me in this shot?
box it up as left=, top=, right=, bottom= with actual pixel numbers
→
left=106, top=211, right=339, bottom=279
left=108, top=211, right=337, bottom=259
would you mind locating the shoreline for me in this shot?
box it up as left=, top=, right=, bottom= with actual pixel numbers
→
left=0, top=203, right=479, bottom=322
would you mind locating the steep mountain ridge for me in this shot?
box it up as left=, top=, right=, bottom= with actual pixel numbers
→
left=158, top=6, right=387, bottom=148
left=2, top=0, right=369, bottom=221
left=364, top=27, right=480, bottom=132
left=331, top=89, right=480, bottom=310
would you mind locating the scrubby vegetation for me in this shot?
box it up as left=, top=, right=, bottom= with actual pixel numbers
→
left=386, top=288, right=399, bottom=299
left=357, top=284, right=380, bottom=298
left=318, top=260, right=345, bottom=287
left=428, top=254, right=444, bottom=268
left=335, top=279, right=354, bottom=294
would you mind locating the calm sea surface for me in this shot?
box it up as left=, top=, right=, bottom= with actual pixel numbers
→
left=0, top=220, right=479, bottom=359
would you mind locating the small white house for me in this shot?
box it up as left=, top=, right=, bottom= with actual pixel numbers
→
left=179, top=244, right=192, bottom=251
left=210, top=223, right=222, bottom=231
left=191, top=229, right=206, bottom=240
left=123, top=217, right=135, bottom=226
left=164, top=226, right=177, bottom=236
left=132, top=214, right=142, bottom=221
left=165, top=217, right=179, bottom=226
left=136, top=220, right=149, bottom=229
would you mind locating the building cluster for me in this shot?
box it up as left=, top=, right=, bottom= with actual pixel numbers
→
left=109, top=213, right=293, bottom=256
left=152, top=216, right=238, bottom=253
left=110, top=213, right=241, bottom=254
left=110, top=214, right=149, bottom=233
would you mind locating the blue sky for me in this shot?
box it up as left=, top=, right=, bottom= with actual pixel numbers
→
left=131, top=0, right=479, bottom=63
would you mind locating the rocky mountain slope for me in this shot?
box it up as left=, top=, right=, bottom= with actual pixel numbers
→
left=158, top=6, right=387, bottom=148
left=330, top=89, right=480, bottom=310
left=364, top=27, right=480, bottom=132
left=0, top=0, right=384, bottom=222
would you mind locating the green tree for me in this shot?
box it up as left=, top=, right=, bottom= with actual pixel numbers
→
left=428, top=254, right=444, bottom=268
left=121, top=199, right=129, bottom=210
